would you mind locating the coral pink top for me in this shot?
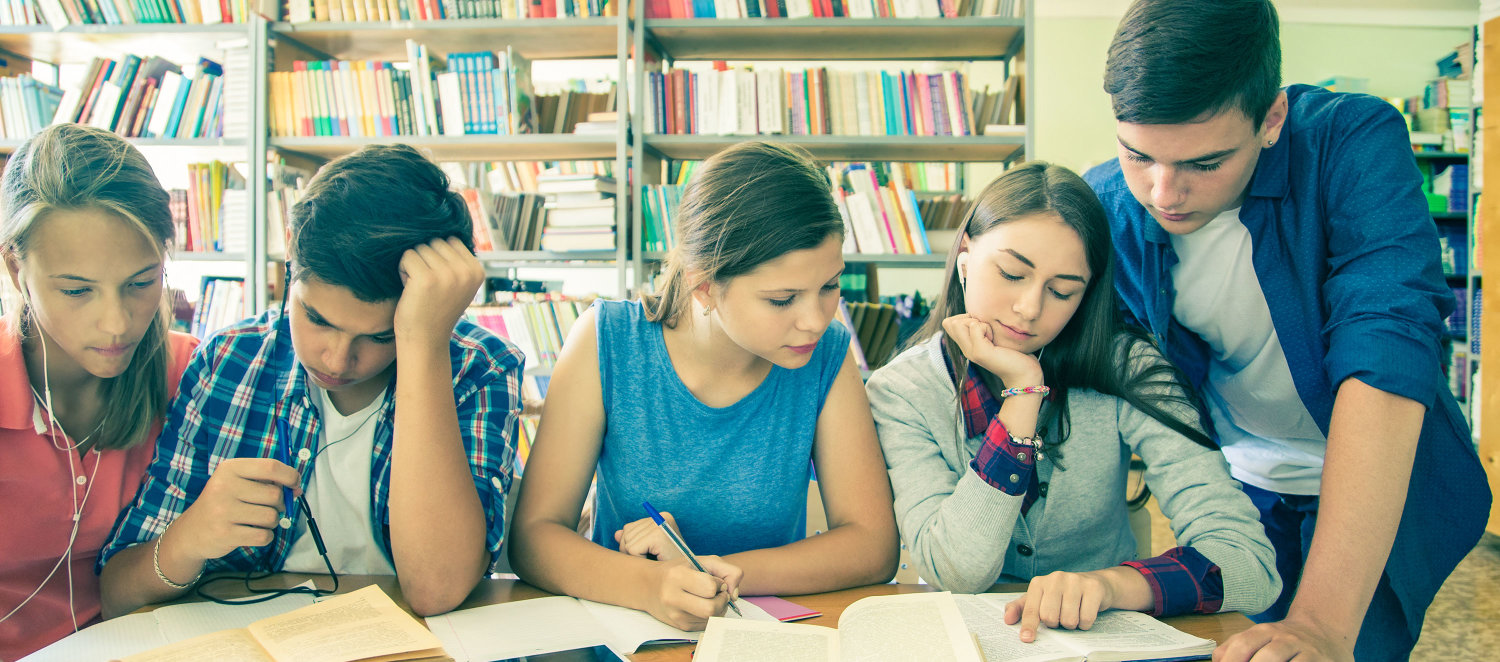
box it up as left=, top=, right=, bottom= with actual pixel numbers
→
left=0, top=318, right=197, bottom=661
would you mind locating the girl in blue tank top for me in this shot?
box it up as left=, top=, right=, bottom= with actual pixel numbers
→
left=509, top=142, right=898, bottom=631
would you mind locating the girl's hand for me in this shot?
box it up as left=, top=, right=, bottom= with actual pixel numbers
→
left=942, top=314, right=1043, bottom=388
left=645, top=556, right=744, bottom=631
left=614, top=512, right=684, bottom=562
left=1003, top=567, right=1147, bottom=643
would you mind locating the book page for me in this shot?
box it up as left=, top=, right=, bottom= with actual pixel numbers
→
left=578, top=596, right=776, bottom=653
left=954, top=594, right=1079, bottom=662
left=1034, top=610, right=1214, bottom=656
left=424, top=596, right=608, bottom=662
left=116, top=628, right=273, bottom=662
left=248, top=585, right=443, bottom=662
left=693, top=617, right=837, bottom=662
left=835, top=592, right=983, bottom=662
left=20, top=612, right=167, bottom=662
left=960, top=594, right=1214, bottom=659
left=153, top=587, right=317, bottom=643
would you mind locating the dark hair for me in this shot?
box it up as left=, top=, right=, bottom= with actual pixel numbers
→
left=0, top=123, right=175, bottom=451
left=911, top=161, right=1213, bottom=456
left=643, top=141, right=843, bottom=327
left=1104, top=0, right=1281, bottom=130
left=288, top=144, right=472, bottom=302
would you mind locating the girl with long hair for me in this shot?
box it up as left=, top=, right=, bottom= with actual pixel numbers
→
left=0, top=124, right=198, bottom=659
left=867, top=162, right=1278, bottom=642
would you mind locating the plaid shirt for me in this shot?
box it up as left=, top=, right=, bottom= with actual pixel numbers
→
left=99, top=309, right=524, bottom=575
left=959, top=364, right=1225, bottom=617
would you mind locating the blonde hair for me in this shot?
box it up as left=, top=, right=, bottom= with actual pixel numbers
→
left=0, top=124, right=176, bottom=451
left=643, top=141, right=843, bottom=327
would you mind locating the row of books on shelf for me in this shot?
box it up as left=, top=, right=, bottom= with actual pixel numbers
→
left=269, top=42, right=617, bottom=138
left=465, top=293, right=588, bottom=371
left=644, top=161, right=967, bottom=255
left=644, top=66, right=1021, bottom=138
left=19, top=0, right=254, bottom=27
left=191, top=276, right=244, bottom=339
left=172, top=160, right=248, bottom=253
left=644, top=0, right=1021, bottom=18
left=836, top=292, right=927, bottom=371
left=48, top=54, right=236, bottom=139
left=284, top=0, right=616, bottom=22
left=1446, top=286, right=1481, bottom=401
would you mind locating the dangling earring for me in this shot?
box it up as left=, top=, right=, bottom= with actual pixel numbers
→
left=702, top=305, right=712, bottom=317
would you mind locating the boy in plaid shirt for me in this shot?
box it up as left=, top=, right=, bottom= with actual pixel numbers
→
left=99, top=145, right=523, bottom=617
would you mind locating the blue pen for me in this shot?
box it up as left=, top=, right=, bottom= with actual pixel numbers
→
left=642, top=501, right=742, bottom=616
left=274, top=417, right=296, bottom=530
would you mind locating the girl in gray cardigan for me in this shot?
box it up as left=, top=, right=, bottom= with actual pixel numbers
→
left=866, top=162, right=1278, bottom=643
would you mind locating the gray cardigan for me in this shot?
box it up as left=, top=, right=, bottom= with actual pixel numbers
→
left=866, top=333, right=1279, bottom=615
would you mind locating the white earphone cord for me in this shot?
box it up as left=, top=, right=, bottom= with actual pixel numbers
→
left=0, top=300, right=101, bottom=633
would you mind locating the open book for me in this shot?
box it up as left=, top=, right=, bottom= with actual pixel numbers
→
left=693, top=592, right=984, bottom=662
left=116, top=585, right=447, bottom=662
left=955, top=593, right=1217, bottom=662
left=424, top=594, right=776, bottom=660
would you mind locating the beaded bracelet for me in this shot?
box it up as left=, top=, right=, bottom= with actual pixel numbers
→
left=999, top=385, right=1050, bottom=398
left=153, top=522, right=203, bottom=590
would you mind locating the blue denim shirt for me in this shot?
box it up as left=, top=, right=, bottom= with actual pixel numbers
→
left=1085, top=84, right=1489, bottom=636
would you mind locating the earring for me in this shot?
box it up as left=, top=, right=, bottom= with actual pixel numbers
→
left=702, top=305, right=712, bottom=317
left=1266, top=139, right=1276, bottom=147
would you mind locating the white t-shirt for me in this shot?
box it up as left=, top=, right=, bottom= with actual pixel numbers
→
left=281, top=382, right=396, bottom=575
left=1169, top=207, right=1328, bottom=495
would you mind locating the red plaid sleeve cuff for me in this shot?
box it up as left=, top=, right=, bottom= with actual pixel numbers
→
left=1121, top=546, right=1225, bottom=617
left=967, top=415, right=1036, bottom=494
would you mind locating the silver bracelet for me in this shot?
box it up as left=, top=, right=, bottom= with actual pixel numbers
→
left=153, top=523, right=203, bottom=590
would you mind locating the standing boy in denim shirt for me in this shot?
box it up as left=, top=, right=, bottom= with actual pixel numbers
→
left=1085, top=1, right=1490, bottom=660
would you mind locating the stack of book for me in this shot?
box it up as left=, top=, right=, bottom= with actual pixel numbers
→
left=645, top=65, right=979, bottom=138
left=171, top=161, right=247, bottom=254
left=1395, top=76, right=1473, bottom=153
left=536, top=174, right=617, bottom=252
left=282, top=0, right=617, bottom=22
left=56, top=54, right=228, bottom=139
left=644, top=0, right=1023, bottom=18
left=191, top=276, right=244, bottom=339
left=31, top=0, right=254, bottom=26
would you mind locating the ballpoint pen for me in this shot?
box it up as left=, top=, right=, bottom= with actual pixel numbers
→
left=274, top=417, right=297, bottom=530
left=641, top=501, right=743, bottom=617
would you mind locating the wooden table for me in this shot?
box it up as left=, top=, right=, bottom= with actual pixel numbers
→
left=181, top=574, right=1254, bottom=661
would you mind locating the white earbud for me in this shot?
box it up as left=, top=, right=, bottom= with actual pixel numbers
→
left=956, top=252, right=970, bottom=291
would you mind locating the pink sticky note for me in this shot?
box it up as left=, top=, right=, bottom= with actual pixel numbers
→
left=744, top=596, right=822, bottom=622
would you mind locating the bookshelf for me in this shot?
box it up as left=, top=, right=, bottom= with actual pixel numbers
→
left=2, top=6, right=1032, bottom=327
left=629, top=4, right=1034, bottom=292
left=265, top=15, right=634, bottom=296
left=0, top=20, right=267, bottom=336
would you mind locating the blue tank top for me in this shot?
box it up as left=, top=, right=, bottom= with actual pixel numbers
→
left=592, top=299, right=850, bottom=557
